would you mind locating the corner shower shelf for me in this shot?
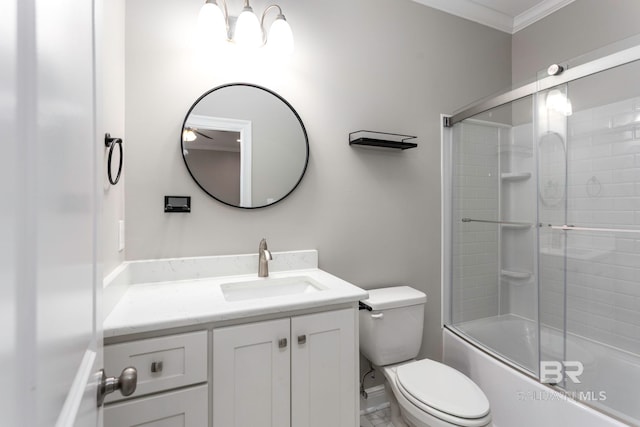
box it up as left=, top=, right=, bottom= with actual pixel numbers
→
left=501, top=269, right=533, bottom=281
left=501, top=172, right=531, bottom=181
left=349, top=130, right=417, bottom=150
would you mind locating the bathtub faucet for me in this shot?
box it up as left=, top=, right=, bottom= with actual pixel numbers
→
left=258, top=238, right=272, bottom=277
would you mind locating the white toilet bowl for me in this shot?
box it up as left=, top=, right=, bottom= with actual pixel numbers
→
left=381, top=360, right=491, bottom=427
left=359, top=286, right=492, bottom=427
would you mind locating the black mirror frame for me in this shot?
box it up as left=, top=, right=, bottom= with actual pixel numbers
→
left=181, top=83, right=309, bottom=209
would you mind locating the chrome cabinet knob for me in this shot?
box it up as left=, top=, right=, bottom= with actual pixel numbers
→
left=151, top=361, right=163, bottom=373
left=298, top=335, right=306, bottom=345
left=278, top=338, right=288, bottom=348
left=97, top=366, right=138, bottom=407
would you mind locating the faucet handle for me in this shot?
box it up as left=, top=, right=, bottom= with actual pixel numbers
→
left=258, top=238, right=272, bottom=277
left=259, top=238, right=272, bottom=259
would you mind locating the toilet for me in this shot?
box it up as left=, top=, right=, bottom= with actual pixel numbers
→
left=359, top=286, right=492, bottom=427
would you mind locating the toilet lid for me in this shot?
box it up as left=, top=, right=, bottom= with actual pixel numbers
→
left=396, top=359, right=490, bottom=419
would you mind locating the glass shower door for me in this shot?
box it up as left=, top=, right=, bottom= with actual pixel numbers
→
left=536, top=82, right=570, bottom=388
left=449, top=97, right=539, bottom=374
left=538, top=58, right=640, bottom=426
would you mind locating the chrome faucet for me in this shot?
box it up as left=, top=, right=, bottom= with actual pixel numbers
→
left=258, top=238, right=272, bottom=277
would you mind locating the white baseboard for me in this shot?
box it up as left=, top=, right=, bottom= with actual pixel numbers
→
left=359, top=385, right=390, bottom=415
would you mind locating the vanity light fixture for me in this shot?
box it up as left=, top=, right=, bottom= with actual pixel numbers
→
left=197, top=0, right=294, bottom=54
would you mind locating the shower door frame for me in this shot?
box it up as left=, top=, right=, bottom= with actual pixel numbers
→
left=446, top=43, right=640, bottom=128
left=441, top=38, right=640, bottom=425
left=442, top=39, right=640, bottom=327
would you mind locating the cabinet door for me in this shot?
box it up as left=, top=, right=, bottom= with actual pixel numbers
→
left=104, top=385, right=208, bottom=427
left=213, top=318, right=290, bottom=427
left=291, top=308, right=358, bottom=427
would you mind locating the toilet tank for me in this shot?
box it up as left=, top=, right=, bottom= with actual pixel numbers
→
left=359, top=286, right=427, bottom=366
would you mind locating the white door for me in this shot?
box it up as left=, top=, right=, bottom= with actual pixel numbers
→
left=1, top=0, right=103, bottom=426
left=213, top=319, right=291, bottom=427
left=291, top=309, right=358, bottom=427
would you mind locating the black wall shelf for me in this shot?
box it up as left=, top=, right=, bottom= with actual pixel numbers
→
left=349, top=130, right=417, bottom=150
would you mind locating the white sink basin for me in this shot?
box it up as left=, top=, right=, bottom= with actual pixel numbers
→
left=221, top=276, right=327, bottom=302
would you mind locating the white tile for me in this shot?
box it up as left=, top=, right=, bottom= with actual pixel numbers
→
left=361, top=407, right=395, bottom=427
left=360, top=415, right=375, bottom=427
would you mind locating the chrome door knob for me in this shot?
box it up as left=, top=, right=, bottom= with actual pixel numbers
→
left=97, top=366, right=138, bottom=407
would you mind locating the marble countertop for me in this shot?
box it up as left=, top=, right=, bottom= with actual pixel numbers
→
left=103, top=251, right=368, bottom=338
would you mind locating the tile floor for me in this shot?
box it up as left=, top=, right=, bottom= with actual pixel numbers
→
left=360, top=407, right=394, bottom=427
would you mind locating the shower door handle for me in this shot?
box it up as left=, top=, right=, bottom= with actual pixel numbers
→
left=548, top=224, right=640, bottom=234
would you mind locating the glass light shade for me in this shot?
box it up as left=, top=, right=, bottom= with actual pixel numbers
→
left=197, top=2, right=227, bottom=42
left=546, top=89, right=572, bottom=116
left=234, top=7, right=262, bottom=49
left=564, top=99, right=573, bottom=116
left=267, top=17, right=294, bottom=55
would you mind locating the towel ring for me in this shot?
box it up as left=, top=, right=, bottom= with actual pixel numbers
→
left=105, top=133, right=123, bottom=185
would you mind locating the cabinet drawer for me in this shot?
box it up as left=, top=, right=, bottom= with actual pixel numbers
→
left=105, top=330, right=207, bottom=403
left=104, top=384, right=208, bottom=427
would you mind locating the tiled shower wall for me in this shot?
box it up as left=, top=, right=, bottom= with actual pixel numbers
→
left=451, top=122, right=501, bottom=323
left=539, top=96, right=640, bottom=356
left=452, top=94, right=640, bottom=356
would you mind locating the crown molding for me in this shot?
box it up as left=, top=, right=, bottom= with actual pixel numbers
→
left=413, top=0, right=575, bottom=34
left=513, top=0, right=576, bottom=33
left=412, top=0, right=513, bottom=33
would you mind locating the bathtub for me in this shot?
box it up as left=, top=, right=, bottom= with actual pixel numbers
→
left=443, top=315, right=638, bottom=427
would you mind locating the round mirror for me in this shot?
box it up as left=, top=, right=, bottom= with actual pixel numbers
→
left=181, top=83, right=309, bottom=209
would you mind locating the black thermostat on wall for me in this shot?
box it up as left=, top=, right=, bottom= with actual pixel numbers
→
left=164, top=196, right=191, bottom=213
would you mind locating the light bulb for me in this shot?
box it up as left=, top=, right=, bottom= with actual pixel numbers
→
left=183, top=129, right=197, bottom=142
left=197, top=1, right=227, bottom=43
left=564, top=99, right=573, bottom=116
left=546, top=90, right=572, bottom=116
left=267, top=15, right=294, bottom=55
left=234, top=6, right=262, bottom=49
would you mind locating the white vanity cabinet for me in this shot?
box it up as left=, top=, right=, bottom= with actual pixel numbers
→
left=212, top=308, right=358, bottom=427
left=212, top=318, right=291, bottom=427
left=103, top=385, right=208, bottom=427
left=104, top=331, right=208, bottom=427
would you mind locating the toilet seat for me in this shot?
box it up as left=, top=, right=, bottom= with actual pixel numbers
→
left=393, top=360, right=491, bottom=427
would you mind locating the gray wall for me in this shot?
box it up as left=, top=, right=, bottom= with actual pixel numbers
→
left=101, top=0, right=125, bottom=277
left=512, top=0, right=640, bottom=84
left=123, top=0, right=512, bottom=360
